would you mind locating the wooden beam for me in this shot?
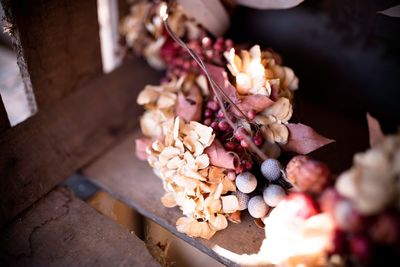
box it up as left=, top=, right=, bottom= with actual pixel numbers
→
left=0, top=95, right=10, bottom=133
left=83, top=132, right=265, bottom=267
left=0, top=187, right=160, bottom=267
left=1, top=0, right=103, bottom=110
left=0, top=59, right=162, bottom=227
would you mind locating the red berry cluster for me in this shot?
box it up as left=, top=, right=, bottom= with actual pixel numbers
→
left=203, top=98, right=265, bottom=174
left=160, top=37, right=233, bottom=79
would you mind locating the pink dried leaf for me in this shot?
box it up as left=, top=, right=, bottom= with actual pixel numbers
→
left=206, top=64, right=238, bottom=101
left=367, top=113, right=384, bottom=147
left=204, top=140, right=235, bottom=170
left=175, top=85, right=203, bottom=122
left=234, top=94, right=274, bottom=115
left=282, top=123, right=334, bottom=154
left=236, top=0, right=304, bottom=10
left=135, top=137, right=153, bottom=160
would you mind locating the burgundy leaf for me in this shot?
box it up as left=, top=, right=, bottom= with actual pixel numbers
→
left=175, top=85, right=203, bottom=122
left=282, top=123, right=334, bottom=154
left=135, top=137, right=153, bottom=160
left=235, top=94, right=274, bottom=115
left=204, top=140, right=235, bottom=170
left=366, top=113, right=384, bottom=147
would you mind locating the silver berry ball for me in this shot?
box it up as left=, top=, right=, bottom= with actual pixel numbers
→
left=235, top=172, right=257, bottom=193
left=248, top=196, right=269, bottom=218
left=234, top=190, right=250, bottom=211
left=261, top=159, right=282, bottom=181
left=263, top=184, right=286, bottom=207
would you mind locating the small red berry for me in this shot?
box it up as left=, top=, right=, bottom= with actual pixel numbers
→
left=253, top=135, right=263, bottom=146
left=203, top=118, right=212, bottom=126
left=206, top=101, right=219, bottom=111
left=204, top=108, right=213, bottom=118
left=224, top=141, right=236, bottom=151
left=218, top=120, right=229, bottom=131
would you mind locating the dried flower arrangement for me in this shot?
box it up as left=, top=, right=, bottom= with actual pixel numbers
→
left=120, top=1, right=400, bottom=266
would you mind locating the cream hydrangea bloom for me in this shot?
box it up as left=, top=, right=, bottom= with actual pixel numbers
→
left=225, top=45, right=271, bottom=96
left=254, top=97, right=293, bottom=144
left=147, top=117, right=238, bottom=239
left=263, top=50, right=299, bottom=91
left=137, top=77, right=184, bottom=138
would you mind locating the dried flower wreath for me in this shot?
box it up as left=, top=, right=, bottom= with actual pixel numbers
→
left=120, top=1, right=400, bottom=266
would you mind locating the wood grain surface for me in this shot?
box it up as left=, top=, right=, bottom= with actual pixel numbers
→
left=1, top=0, right=103, bottom=110
left=0, top=59, right=161, bottom=227
left=0, top=187, right=160, bottom=267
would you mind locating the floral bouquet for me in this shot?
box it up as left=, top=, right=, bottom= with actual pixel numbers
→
left=120, top=1, right=400, bottom=266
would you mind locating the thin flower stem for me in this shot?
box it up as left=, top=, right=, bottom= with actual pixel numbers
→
left=162, top=9, right=268, bottom=161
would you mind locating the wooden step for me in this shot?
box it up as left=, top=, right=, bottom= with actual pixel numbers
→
left=0, top=187, right=160, bottom=267
left=83, top=132, right=265, bottom=267
left=81, top=99, right=368, bottom=266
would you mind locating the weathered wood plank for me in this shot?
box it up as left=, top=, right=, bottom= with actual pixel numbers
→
left=82, top=98, right=368, bottom=266
left=0, top=59, right=162, bottom=226
left=0, top=187, right=160, bottom=267
left=1, top=0, right=103, bottom=109
left=0, top=95, right=10, bottom=133
left=83, top=131, right=265, bottom=267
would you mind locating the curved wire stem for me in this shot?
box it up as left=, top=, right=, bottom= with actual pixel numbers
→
left=162, top=8, right=267, bottom=161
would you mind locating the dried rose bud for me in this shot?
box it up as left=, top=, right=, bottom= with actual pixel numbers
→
left=286, top=156, right=332, bottom=194
left=286, top=155, right=309, bottom=183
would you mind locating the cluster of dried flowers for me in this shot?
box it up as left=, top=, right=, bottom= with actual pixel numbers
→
left=126, top=1, right=332, bottom=241
left=121, top=1, right=399, bottom=267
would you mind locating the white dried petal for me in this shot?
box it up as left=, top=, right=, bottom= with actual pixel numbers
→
left=213, top=182, right=224, bottom=200
left=184, top=151, right=197, bottom=170
left=209, top=214, right=228, bottom=231
left=144, top=37, right=166, bottom=70
left=181, top=198, right=197, bottom=216
left=193, top=141, right=205, bottom=157
left=152, top=140, right=165, bottom=152
left=173, top=117, right=181, bottom=140
left=195, top=154, right=210, bottom=169
left=157, top=91, right=177, bottom=109
left=166, top=156, right=185, bottom=169
left=208, top=199, right=222, bottom=213
left=137, top=86, right=159, bottom=105
left=196, top=75, right=209, bottom=96
left=221, top=177, right=236, bottom=194
left=221, top=195, right=239, bottom=213
left=183, top=136, right=195, bottom=152
left=159, top=147, right=181, bottom=163
left=174, top=139, right=185, bottom=153
left=181, top=167, right=207, bottom=181
left=140, top=110, right=168, bottom=138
